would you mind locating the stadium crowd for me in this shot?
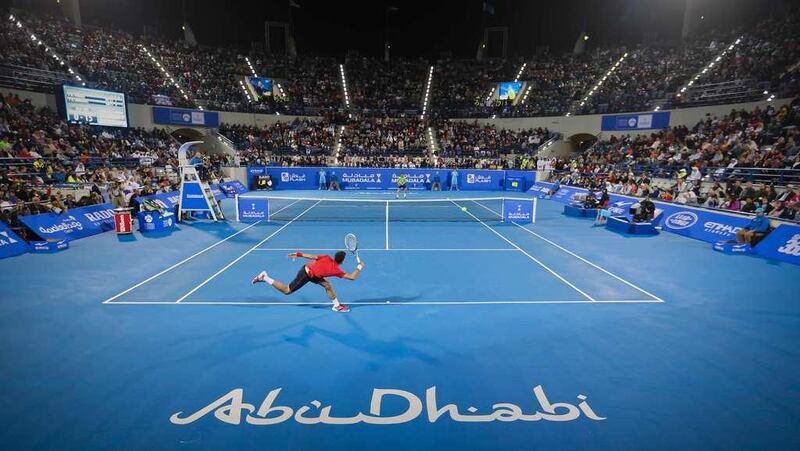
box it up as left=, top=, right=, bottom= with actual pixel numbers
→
left=547, top=97, right=800, bottom=220
left=3, top=9, right=798, bottom=119
left=0, top=91, right=237, bottom=236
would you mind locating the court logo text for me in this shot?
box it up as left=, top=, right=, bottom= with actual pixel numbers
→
left=170, top=385, right=605, bottom=426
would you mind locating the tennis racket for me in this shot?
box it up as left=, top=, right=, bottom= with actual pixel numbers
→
left=344, top=233, right=361, bottom=264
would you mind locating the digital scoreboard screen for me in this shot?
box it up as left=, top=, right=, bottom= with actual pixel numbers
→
left=62, top=85, right=128, bottom=128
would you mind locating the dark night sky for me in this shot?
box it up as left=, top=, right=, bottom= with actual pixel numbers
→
left=9, top=0, right=790, bottom=58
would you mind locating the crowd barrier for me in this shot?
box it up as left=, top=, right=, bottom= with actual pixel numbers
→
left=17, top=203, right=117, bottom=242
left=246, top=166, right=536, bottom=192
left=0, top=180, right=250, bottom=260
left=530, top=182, right=800, bottom=266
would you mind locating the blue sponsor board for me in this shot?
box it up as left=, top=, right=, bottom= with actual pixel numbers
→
left=29, top=239, right=69, bottom=253
left=503, top=199, right=534, bottom=224
left=237, top=197, right=269, bottom=222
left=136, top=191, right=180, bottom=210
left=601, top=111, right=670, bottom=131
left=152, top=107, right=220, bottom=128
left=219, top=180, right=248, bottom=197
left=19, top=203, right=117, bottom=242
left=530, top=181, right=753, bottom=243
left=505, top=170, right=536, bottom=190
left=208, top=184, right=227, bottom=201
left=137, top=211, right=176, bottom=233
left=462, top=169, right=503, bottom=191
left=180, top=182, right=210, bottom=210
left=247, top=167, right=533, bottom=191
left=657, top=203, right=752, bottom=243
left=0, top=222, right=27, bottom=259
left=753, top=224, right=800, bottom=266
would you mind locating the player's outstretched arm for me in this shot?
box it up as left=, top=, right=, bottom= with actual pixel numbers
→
left=289, top=252, right=318, bottom=260
left=343, top=261, right=365, bottom=280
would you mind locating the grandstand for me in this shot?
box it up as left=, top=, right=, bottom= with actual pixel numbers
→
left=1, top=1, right=799, bottom=450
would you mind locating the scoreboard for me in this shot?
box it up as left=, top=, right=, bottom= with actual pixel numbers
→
left=62, top=85, right=128, bottom=128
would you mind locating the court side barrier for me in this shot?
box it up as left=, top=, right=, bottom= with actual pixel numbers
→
left=246, top=166, right=536, bottom=191
left=18, top=203, right=117, bottom=242
left=529, top=182, right=800, bottom=266
left=135, top=181, right=248, bottom=210
left=0, top=221, right=27, bottom=259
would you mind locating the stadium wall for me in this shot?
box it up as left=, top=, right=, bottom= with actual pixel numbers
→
left=3, top=88, right=792, bottom=137
left=454, top=98, right=794, bottom=137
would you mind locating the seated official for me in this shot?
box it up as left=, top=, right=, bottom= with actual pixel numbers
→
left=632, top=196, right=656, bottom=223
left=583, top=190, right=598, bottom=208
left=736, top=208, right=771, bottom=245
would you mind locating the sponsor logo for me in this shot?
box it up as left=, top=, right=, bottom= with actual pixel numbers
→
left=182, top=113, right=191, bottom=122
left=38, top=215, right=83, bottom=234
left=144, top=214, right=153, bottom=223
left=703, top=221, right=742, bottom=237
left=169, top=385, right=605, bottom=426
left=342, top=172, right=381, bottom=184
left=664, top=212, right=698, bottom=230
left=466, top=173, right=492, bottom=184
left=505, top=202, right=532, bottom=221
left=186, top=194, right=205, bottom=199
left=83, top=208, right=116, bottom=223
left=0, top=230, right=18, bottom=246
left=608, top=201, right=633, bottom=216
left=627, top=118, right=637, bottom=127
left=391, top=173, right=428, bottom=185
left=778, top=233, right=800, bottom=257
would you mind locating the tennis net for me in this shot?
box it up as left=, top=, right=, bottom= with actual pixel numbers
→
left=235, top=196, right=537, bottom=223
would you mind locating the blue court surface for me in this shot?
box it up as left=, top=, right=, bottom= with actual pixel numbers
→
left=1, top=190, right=799, bottom=450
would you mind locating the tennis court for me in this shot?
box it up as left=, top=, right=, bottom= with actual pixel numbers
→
left=1, top=190, right=799, bottom=450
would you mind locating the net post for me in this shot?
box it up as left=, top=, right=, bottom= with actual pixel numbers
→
left=234, top=194, right=239, bottom=222
left=501, top=198, right=506, bottom=222
left=532, top=197, right=537, bottom=224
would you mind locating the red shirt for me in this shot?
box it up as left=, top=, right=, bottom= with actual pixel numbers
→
left=306, top=255, right=345, bottom=278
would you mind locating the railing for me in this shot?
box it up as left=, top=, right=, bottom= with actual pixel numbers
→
left=0, top=63, right=72, bottom=93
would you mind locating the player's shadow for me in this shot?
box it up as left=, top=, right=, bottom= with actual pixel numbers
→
left=281, top=315, right=446, bottom=367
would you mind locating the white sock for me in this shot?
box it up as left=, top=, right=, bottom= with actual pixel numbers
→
left=263, top=272, right=274, bottom=285
left=332, top=297, right=340, bottom=307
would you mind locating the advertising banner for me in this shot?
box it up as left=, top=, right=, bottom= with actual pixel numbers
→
left=180, top=182, right=210, bottom=210
left=752, top=224, right=800, bottom=266
left=152, top=107, right=220, bottom=128
left=503, top=199, right=534, bottom=224
left=19, top=203, right=117, bottom=241
left=0, top=222, right=27, bottom=259
left=601, top=111, right=670, bottom=131
left=237, top=196, right=269, bottom=222
left=247, top=167, right=527, bottom=191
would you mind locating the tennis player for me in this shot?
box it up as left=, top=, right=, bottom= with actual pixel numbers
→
left=251, top=251, right=365, bottom=313
left=396, top=173, right=409, bottom=199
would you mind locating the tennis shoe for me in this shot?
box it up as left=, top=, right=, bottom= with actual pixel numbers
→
left=332, top=304, right=350, bottom=313
left=252, top=271, right=268, bottom=284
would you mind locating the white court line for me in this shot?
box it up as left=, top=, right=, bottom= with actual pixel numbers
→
left=471, top=200, right=664, bottom=302
left=107, top=299, right=663, bottom=306
left=385, top=202, right=389, bottom=250
left=174, top=200, right=322, bottom=303
left=251, top=248, right=519, bottom=252
left=451, top=200, right=597, bottom=302
left=102, top=199, right=301, bottom=304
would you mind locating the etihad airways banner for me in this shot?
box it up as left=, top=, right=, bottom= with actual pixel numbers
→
left=19, top=203, right=117, bottom=242
left=247, top=167, right=536, bottom=191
